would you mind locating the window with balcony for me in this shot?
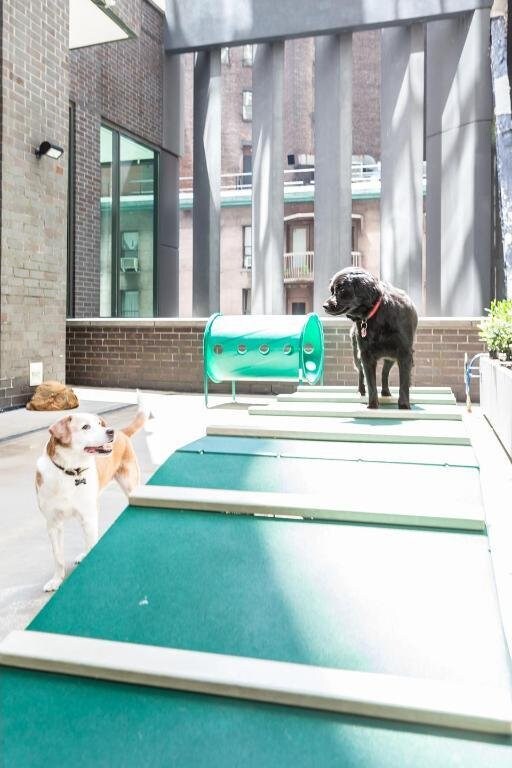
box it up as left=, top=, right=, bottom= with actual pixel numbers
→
left=285, top=219, right=314, bottom=281
left=242, top=90, right=252, bottom=121
left=242, top=225, right=252, bottom=269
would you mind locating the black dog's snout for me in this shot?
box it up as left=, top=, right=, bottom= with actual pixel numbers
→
left=106, top=428, right=115, bottom=440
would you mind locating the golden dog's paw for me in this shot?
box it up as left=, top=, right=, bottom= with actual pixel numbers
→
left=74, top=552, right=86, bottom=565
left=44, top=576, right=63, bottom=592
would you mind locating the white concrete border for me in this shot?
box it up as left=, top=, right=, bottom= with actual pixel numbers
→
left=129, top=484, right=485, bottom=531
left=1, top=630, right=510, bottom=735
left=206, top=420, right=471, bottom=445
left=248, top=403, right=463, bottom=421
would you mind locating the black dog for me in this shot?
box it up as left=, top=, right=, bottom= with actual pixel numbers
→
left=323, top=267, right=418, bottom=409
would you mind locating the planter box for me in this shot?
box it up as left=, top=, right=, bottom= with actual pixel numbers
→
left=480, top=355, right=512, bottom=458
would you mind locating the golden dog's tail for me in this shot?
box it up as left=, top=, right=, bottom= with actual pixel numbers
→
left=121, top=390, right=152, bottom=437
left=121, top=410, right=146, bottom=437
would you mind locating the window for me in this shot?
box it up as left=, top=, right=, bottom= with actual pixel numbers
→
left=292, top=302, right=306, bottom=315
left=242, top=225, right=252, bottom=269
left=67, top=102, right=76, bottom=317
left=351, top=221, right=358, bottom=251
left=221, top=47, right=230, bottom=65
left=100, top=126, right=158, bottom=317
left=242, top=288, right=252, bottom=315
left=242, top=45, right=254, bottom=66
left=242, top=90, right=252, bottom=121
left=239, top=145, right=252, bottom=188
left=121, top=290, right=140, bottom=317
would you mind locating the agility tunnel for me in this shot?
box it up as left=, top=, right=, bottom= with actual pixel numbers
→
left=1, top=385, right=512, bottom=766
left=203, top=312, right=324, bottom=404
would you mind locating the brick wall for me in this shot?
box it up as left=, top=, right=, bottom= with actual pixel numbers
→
left=0, top=0, right=69, bottom=410
left=180, top=30, right=381, bottom=180
left=66, top=318, right=485, bottom=402
left=70, top=0, right=165, bottom=316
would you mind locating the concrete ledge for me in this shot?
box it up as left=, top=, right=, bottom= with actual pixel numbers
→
left=165, top=0, right=492, bottom=53
left=481, top=356, right=512, bottom=458
left=67, top=317, right=484, bottom=329
left=2, top=629, right=509, bottom=734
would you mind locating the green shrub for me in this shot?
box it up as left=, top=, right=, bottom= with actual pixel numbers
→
left=479, top=299, right=512, bottom=358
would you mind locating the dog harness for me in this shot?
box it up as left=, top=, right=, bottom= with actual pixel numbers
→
left=50, top=458, right=88, bottom=486
left=360, top=296, right=383, bottom=338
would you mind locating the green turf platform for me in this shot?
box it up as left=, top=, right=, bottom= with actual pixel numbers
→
left=249, top=402, right=463, bottom=420
left=3, top=667, right=512, bottom=768
left=207, top=417, right=471, bottom=445
left=142, top=449, right=484, bottom=529
left=178, top=435, right=479, bottom=467
left=279, top=392, right=457, bottom=405
left=26, top=508, right=508, bottom=685
left=298, top=385, right=455, bottom=394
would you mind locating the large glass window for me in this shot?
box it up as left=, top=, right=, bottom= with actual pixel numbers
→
left=100, top=126, right=158, bottom=317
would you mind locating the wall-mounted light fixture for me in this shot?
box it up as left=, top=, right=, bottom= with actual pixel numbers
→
left=35, top=141, right=64, bottom=160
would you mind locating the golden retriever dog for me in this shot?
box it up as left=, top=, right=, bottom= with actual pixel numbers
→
left=36, top=409, right=145, bottom=591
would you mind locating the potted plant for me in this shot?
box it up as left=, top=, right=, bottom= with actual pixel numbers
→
left=478, top=299, right=512, bottom=361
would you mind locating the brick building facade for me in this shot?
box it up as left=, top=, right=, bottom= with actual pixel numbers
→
left=181, top=31, right=381, bottom=178
left=70, top=0, right=170, bottom=317
left=0, top=0, right=69, bottom=410
left=178, top=31, right=382, bottom=317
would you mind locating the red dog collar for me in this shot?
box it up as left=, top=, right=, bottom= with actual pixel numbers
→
left=360, top=296, right=382, bottom=338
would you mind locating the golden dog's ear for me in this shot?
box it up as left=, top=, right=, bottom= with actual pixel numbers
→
left=49, top=415, right=72, bottom=445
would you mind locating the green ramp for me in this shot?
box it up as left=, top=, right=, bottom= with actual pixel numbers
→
left=249, top=402, right=463, bottom=420
left=207, top=417, right=471, bottom=445
left=2, top=666, right=512, bottom=768
left=279, top=392, right=457, bottom=405
left=25, top=510, right=510, bottom=683
left=139, top=448, right=484, bottom=530
left=178, top=435, right=480, bottom=467
left=298, top=385, right=455, bottom=394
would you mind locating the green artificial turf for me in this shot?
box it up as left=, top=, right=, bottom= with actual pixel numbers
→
left=29, top=506, right=508, bottom=686
left=177, top=435, right=479, bottom=467
left=2, top=667, right=512, bottom=768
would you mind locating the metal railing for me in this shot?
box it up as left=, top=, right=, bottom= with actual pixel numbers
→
left=179, top=163, right=383, bottom=193
left=283, top=250, right=363, bottom=281
left=284, top=251, right=314, bottom=281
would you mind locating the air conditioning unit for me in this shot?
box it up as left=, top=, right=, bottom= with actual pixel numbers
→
left=120, top=256, right=139, bottom=272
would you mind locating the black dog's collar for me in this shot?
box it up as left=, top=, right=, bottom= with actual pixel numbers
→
left=51, top=459, right=88, bottom=486
left=360, top=297, right=382, bottom=338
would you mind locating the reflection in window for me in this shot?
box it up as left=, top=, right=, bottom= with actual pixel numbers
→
left=242, top=45, right=254, bottom=66
left=100, top=126, right=113, bottom=317
left=100, top=127, right=157, bottom=317
left=242, top=288, right=251, bottom=315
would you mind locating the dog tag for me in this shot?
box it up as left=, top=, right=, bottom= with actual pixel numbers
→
left=75, top=478, right=87, bottom=486
left=360, top=321, right=367, bottom=338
